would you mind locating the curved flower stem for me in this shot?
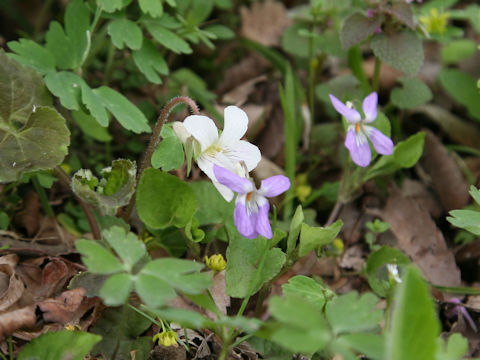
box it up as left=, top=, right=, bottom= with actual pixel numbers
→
left=122, top=96, right=200, bottom=221
left=54, top=166, right=102, bottom=240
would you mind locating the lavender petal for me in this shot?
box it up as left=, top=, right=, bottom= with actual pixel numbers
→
left=362, top=92, right=378, bottom=122
left=234, top=196, right=257, bottom=238
left=258, top=175, right=291, bottom=198
left=367, top=127, right=394, bottom=155
left=213, top=165, right=254, bottom=194
left=256, top=203, right=272, bottom=239
left=329, top=94, right=361, bottom=123
left=345, top=129, right=371, bottom=167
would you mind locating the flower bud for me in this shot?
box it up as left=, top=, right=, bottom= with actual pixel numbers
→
left=153, top=330, right=178, bottom=347
left=204, top=254, right=226, bottom=272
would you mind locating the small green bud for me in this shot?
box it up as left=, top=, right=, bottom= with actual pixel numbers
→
left=204, top=254, right=226, bottom=272
left=153, top=330, right=178, bottom=347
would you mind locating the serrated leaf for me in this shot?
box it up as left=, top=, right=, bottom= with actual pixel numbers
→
left=102, top=226, right=147, bottom=271
left=136, top=168, right=198, bottom=229
left=366, top=246, right=411, bottom=297
left=151, top=126, right=184, bottom=170
left=439, top=68, right=480, bottom=121
left=338, top=333, right=385, bottom=360
left=281, top=275, right=326, bottom=308
left=226, top=235, right=285, bottom=298
left=132, top=38, right=168, bottom=84
left=204, top=24, right=235, bottom=40
left=108, top=19, right=143, bottom=50
left=45, top=71, right=83, bottom=110
left=268, top=295, right=330, bottom=354
left=340, top=12, right=383, bottom=49
left=371, top=31, right=423, bottom=75
left=75, top=239, right=124, bottom=274
left=447, top=209, right=480, bottom=236
left=298, top=220, right=343, bottom=258
left=93, top=86, right=151, bottom=133
left=469, top=185, right=480, bottom=206
left=139, top=0, right=163, bottom=17
left=326, top=292, right=383, bottom=335
left=436, top=333, right=468, bottom=360
left=91, top=306, right=151, bottom=360
left=145, top=21, right=192, bottom=54
left=96, top=0, right=129, bottom=13
left=391, top=77, right=432, bottom=109
left=386, top=2, right=416, bottom=29
left=136, top=258, right=211, bottom=307
left=387, top=266, right=440, bottom=360
left=72, top=110, right=111, bottom=142
left=71, top=159, right=136, bottom=215
left=99, top=273, right=133, bottom=306
left=80, top=83, right=109, bottom=127
left=18, top=330, right=101, bottom=360
left=7, top=39, right=56, bottom=75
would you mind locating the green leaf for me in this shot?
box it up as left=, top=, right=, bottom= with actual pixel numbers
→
left=75, top=239, right=124, bottom=274
left=447, top=209, right=480, bottom=236
left=226, top=236, right=285, bottom=298
left=80, top=82, right=109, bottom=127
left=139, top=0, right=163, bottom=17
left=366, top=246, right=411, bottom=297
left=151, top=126, right=184, bottom=171
left=45, top=0, right=90, bottom=70
left=103, top=226, right=147, bottom=271
left=0, top=212, right=10, bottom=230
left=145, top=21, right=192, bottom=54
left=68, top=272, right=108, bottom=297
left=469, top=185, right=480, bottom=206
left=436, top=333, right=468, bottom=360
left=185, top=216, right=205, bottom=242
left=136, top=258, right=211, bottom=307
left=132, top=38, right=168, bottom=84
left=73, top=110, right=111, bottom=142
left=17, top=330, right=101, bottom=360
left=439, top=68, right=480, bottom=121
left=340, top=12, right=383, bottom=49
left=371, top=31, right=423, bottom=75
left=189, top=181, right=234, bottom=225
left=7, top=39, right=55, bottom=75
left=108, top=19, right=143, bottom=50
left=71, top=159, right=136, bottom=215
left=268, top=295, right=330, bottom=354
left=204, top=24, right=235, bottom=40
left=45, top=71, right=83, bottom=110
left=286, top=205, right=304, bottom=257
left=99, top=273, right=133, bottom=306
left=338, top=333, right=385, bottom=360
left=391, top=77, right=433, bottom=109
left=326, top=292, right=383, bottom=335
left=298, top=220, right=343, bottom=258
left=91, top=306, right=151, bottom=360
left=136, top=168, right=198, bottom=229
left=387, top=266, right=440, bottom=360
left=96, top=0, right=130, bottom=13
left=93, top=86, right=151, bottom=133
left=441, top=39, right=477, bottom=65
left=281, top=275, right=326, bottom=308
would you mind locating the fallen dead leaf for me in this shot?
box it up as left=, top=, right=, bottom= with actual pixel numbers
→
left=0, top=263, right=24, bottom=311
left=221, top=75, right=267, bottom=106
left=216, top=55, right=269, bottom=95
left=378, top=185, right=461, bottom=287
left=208, top=271, right=229, bottom=318
left=14, top=191, right=40, bottom=237
left=0, top=305, right=36, bottom=340
left=240, top=0, right=291, bottom=46
left=420, top=130, right=470, bottom=212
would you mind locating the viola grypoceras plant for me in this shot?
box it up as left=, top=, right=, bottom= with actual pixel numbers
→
left=329, top=92, right=394, bottom=167
left=213, top=165, right=290, bottom=239
left=173, top=106, right=261, bottom=201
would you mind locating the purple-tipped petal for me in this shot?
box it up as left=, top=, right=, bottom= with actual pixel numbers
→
left=329, top=94, right=361, bottom=123
left=258, top=175, right=291, bottom=198
left=234, top=197, right=256, bottom=238
left=459, top=307, right=478, bottom=332
left=213, top=165, right=254, bottom=194
left=256, top=203, right=272, bottom=239
left=367, top=127, right=394, bottom=155
left=345, top=129, right=372, bottom=167
left=362, top=92, right=378, bottom=122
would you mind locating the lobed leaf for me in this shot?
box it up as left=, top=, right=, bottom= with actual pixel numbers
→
left=298, top=220, right=343, bottom=258
left=132, top=38, right=169, bottom=84
left=340, top=12, right=383, bottom=49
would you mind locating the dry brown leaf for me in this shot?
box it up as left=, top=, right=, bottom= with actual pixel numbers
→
left=379, top=185, right=461, bottom=287
left=0, top=305, right=36, bottom=340
left=38, top=288, right=97, bottom=325
left=208, top=271, right=229, bottom=317
left=0, top=264, right=24, bottom=311
left=15, top=191, right=40, bottom=236
left=216, top=55, right=269, bottom=95
left=421, top=130, right=470, bottom=212
left=221, top=75, right=267, bottom=105
left=0, top=254, right=19, bottom=268
left=240, top=0, right=291, bottom=46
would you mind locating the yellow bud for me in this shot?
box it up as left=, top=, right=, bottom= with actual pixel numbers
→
left=60, top=163, right=71, bottom=175
left=295, top=184, right=312, bottom=202
left=419, top=8, right=449, bottom=35
left=332, top=238, right=344, bottom=254
left=64, top=323, right=78, bottom=331
left=153, top=331, right=178, bottom=347
left=204, top=254, right=226, bottom=271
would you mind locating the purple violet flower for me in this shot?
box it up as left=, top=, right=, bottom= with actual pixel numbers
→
left=213, top=165, right=291, bottom=239
left=329, top=92, right=394, bottom=167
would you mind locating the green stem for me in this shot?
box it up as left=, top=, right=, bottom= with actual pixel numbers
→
left=372, top=57, right=382, bottom=93
left=103, top=42, right=116, bottom=86
left=123, top=96, right=200, bottom=221
left=31, top=175, right=54, bottom=218
left=54, top=166, right=102, bottom=240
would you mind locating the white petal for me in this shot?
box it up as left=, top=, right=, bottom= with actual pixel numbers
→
left=212, top=181, right=234, bottom=202
left=172, top=121, right=191, bottom=143
left=219, top=106, right=248, bottom=146
left=224, top=140, right=261, bottom=171
left=197, top=154, right=236, bottom=201
left=183, top=115, right=219, bottom=151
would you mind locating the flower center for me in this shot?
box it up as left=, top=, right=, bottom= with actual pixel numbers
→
left=355, top=123, right=361, bottom=133
left=203, top=144, right=222, bottom=156
left=246, top=192, right=252, bottom=201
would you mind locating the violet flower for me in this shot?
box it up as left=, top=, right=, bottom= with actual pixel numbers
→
left=213, top=165, right=290, bottom=239
left=329, top=92, right=394, bottom=167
